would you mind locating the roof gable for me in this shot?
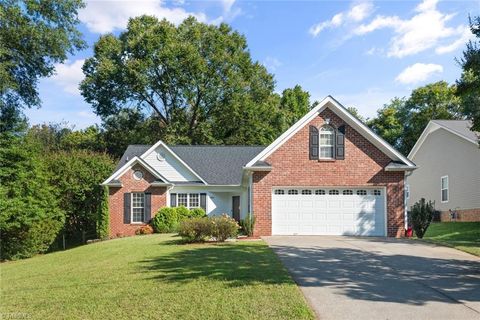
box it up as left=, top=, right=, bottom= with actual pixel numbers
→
left=102, top=156, right=169, bottom=185
left=408, top=120, right=479, bottom=159
left=246, top=95, right=415, bottom=168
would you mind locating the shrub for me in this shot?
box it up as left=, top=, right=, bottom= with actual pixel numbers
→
left=135, top=225, right=154, bottom=235
left=411, top=198, right=435, bottom=238
left=190, top=207, right=206, bottom=218
left=211, top=214, right=239, bottom=242
left=239, top=214, right=255, bottom=237
left=178, top=217, right=213, bottom=242
left=151, top=207, right=178, bottom=233
left=175, top=206, right=191, bottom=220
left=96, top=185, right=110, bottom=239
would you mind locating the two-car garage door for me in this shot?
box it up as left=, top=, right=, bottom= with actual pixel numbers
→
left=272, top=187, right=386, bottom=236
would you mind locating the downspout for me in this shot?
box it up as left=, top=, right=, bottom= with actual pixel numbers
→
left=404, top=171, right=413, bottom=230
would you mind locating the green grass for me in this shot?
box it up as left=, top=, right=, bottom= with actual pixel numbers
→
left=422, top=222, right=480, bottom=256
left=1, top=234, right=314, bottom=320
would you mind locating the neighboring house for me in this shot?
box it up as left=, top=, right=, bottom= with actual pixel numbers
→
left=102, top=96, right=416, bottom=238
left=407, top=120, right=480, bottom=221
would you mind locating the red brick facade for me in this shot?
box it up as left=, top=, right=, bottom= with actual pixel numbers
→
left=438, top=208, right=480, bottom=222
left=109, top=164, right=167, bottom=237
left=251, top=108, right=405, bottom=237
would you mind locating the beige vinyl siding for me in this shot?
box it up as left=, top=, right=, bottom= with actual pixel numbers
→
left=408, top=128, right=480, bottom=211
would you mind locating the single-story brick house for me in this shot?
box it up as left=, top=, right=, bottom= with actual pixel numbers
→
left=102, top=96, right=416, bottom=238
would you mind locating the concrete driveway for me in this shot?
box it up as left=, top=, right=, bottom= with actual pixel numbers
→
left=265, top=236, right=480, bottom=320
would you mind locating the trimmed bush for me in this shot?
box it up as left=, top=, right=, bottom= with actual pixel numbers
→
left=211, top=214, right=239, bottom=242
left=135, top=225, right=154, bottom=235
left=96, top=185, right=110, bottom=239
left=176, top=206, right=191, bottom=220
left=178, top=217, right=213, bottom=242
left=239, top=214, right=255, bottom=237
left=190, top=207, right=206, bottom=218
left=411, top=198, right=435, bottom=238
left=151, top=207, right=178, bottom=233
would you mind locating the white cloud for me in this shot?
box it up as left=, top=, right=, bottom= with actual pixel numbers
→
left=395, top=63, right=443, bottom=84
left=263, top=56, right=282, bottom=72
left=51, top=59, right=85, bottom=95
left=79, top=0, right=208, bottom=34
left=435, top=25, right=473, bottom=54
left=309, top=1, right=373, bottom=37
left=212, top=0, right=242, bottom=24
left=354, top=0, right=467, bottom=58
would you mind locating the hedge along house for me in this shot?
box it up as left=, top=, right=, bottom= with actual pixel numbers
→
left=102, top=96, right=416, bottom=238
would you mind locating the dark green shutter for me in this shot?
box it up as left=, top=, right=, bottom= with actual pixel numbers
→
left=144, top=193, right=151, bottom=222
left=309, top=125, right=319, bottom=160
left=170, top=193, right=177, bottom=207
left=124, top=193, right=131, bottom=224
left=200, top=193, right=207, bottom=211
left=336, top=125, right=345, bottom=160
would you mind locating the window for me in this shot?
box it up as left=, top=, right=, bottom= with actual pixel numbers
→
left=133, top=170, right=144, bottom=180
left=441, top=176, right=448, bottom=202
left=274, top=189, right=285, bottom=195
left=315, top=189, right=326, bottom=195
left=329, top=190, right=339, bottom=195
left=178, top=193, right=188, bottom=207
left=343, top=190, right=353, bottom=195
left=189, top=193, right=199, bottom=208
left=356, top=190, right=367, bottom=196
left=288, top=189, right=298, bottom=195
left=301, top=190, right=312, bottom=195
left=319, top=125, right=335, bottom=159
left=131, top=193, right=145, bottom=223
left=373, top=190, right=381, bottom=196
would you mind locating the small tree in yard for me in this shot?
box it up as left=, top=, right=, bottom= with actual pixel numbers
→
left=97, top=185, right=109, bottom=240
left=410, top=198, right=436, bottom=238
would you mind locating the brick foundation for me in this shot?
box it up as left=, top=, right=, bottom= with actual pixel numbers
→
left=109, top=164, right=167, bottom=238
left=438, top=208, right=480, bottom=222
left=252, top=108, right=405, bottom=237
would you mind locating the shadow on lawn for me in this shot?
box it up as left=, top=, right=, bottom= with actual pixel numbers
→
left=139, top=242, right=293, bottom=287
left=268, top=241, right=480, bottom=306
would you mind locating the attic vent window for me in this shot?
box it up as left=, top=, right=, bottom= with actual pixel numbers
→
left=133, top=170, right=144, bottom=180
left=156, top=152, right=165, bottom=161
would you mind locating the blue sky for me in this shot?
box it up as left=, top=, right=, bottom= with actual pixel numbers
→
left=26, top=0, right=480, bottom=129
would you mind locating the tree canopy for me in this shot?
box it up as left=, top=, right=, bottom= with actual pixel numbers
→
left=456, top=15, right=480, bottom=136
left=81, top=16, right=281, bottom=145
left=0, top=0, right=85, bottom=129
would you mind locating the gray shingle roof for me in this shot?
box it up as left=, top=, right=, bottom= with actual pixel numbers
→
left=432, top=120, right=479, bottom=142
left=114, top=144, right=265, bottom=185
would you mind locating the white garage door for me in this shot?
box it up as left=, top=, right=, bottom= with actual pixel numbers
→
left=272, top=188, right=386, bottom=236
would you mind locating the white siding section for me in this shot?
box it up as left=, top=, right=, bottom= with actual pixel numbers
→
left=169, top=186, right=248, bottom=218
left=408, top=128, right=480, bottom=211
left=143, top=146, right=199, bottom=182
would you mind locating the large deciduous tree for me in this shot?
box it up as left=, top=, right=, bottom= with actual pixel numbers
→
left=0, top=0, right=85, bottom=131
left=456, top=16, right=480, bottom=137
left=81, top=16, right=278, bottom=145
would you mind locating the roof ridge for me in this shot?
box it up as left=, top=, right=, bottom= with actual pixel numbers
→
left=169, top=145, right=266, bottom=148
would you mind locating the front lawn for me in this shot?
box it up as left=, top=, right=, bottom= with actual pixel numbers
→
left=422, top=222, right=480, bottom=256
left=1, top=234, right=314, bottom=320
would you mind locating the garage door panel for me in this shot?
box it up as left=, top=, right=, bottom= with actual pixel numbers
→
left=272, top=188, right=386, bottom=236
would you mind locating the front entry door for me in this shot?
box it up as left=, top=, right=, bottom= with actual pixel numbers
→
left=232, top=196, right=240, bottom=221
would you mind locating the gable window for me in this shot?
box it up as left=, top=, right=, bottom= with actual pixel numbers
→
left=319, top=125, right=335, bottom=159
left=131, top=193, right=145, bottom=223
left=441, top=176, right=449, bottom=202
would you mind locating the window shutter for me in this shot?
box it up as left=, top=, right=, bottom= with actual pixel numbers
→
left=336, top=125, right=345, bottom=160
left=123, top=193, right=131, bottom=224
left=200, top=193, right=207, bottom=211
left=144, top=193, right=151, bottom=222
left=170, top=193, right=177, bottom=207
left=309, top=125, right=319, bottom=160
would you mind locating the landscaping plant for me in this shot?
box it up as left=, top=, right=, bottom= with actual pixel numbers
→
left=211, top=214, right=239, bottom=242
left=410, top=198, right=436, bottom=238
left=178, top=217, right=213, bottom=242
left=135, top=225, right=154, bottom=235
left=239, top=214, right=256, bottom=237
left=151, top=207, right=178, bottom=233
left=190, top=207, right=207, bottom=218
left=175, top=206, right=191, bottom=220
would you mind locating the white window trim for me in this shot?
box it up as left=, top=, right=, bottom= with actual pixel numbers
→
left=131, top=192, right=145, bottom=224
left=175, top=193, right=201, bottom=209
left=319, top=125, right=335, bottom=159
left=441, top=176, right=449, bottom=203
